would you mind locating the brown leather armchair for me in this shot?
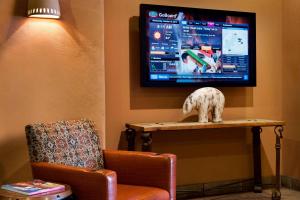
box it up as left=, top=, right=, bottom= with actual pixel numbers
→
left=26, top=120, right=176, bottom=200
left=32, top=150, right=176, bottom=200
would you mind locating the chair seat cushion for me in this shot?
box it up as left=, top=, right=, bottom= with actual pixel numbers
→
left=117, top=184, right=169, bottom=200
left=25, top=119, right=104, bottom=170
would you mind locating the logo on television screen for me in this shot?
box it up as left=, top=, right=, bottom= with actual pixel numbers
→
left=149, top=11, right=158, bottom=17
left=158, top=12, right=178, bottom=19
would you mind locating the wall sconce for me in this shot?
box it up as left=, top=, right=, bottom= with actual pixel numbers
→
left=27, top=0, right=61, bottom=19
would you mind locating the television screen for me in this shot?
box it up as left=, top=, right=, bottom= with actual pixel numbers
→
left=140, top=4, right=256, bottom=87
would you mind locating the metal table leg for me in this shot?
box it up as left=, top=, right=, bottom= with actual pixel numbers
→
left=141, top=132, right=152, bottom=152
left=272, top=126, right=283, bottom=200
left=252, top=126, right=263, bottom=193
left=125, top=127, right=136, bottom=151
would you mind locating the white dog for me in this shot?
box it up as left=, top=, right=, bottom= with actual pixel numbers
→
left=183, top=87, right=225, bottom=123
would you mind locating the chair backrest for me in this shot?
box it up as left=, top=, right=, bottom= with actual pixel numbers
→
left=25, top=119, right=104, bottom=170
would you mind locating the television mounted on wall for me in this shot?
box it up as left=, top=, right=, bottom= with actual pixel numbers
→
left=140, top=4, right=256, bottom=87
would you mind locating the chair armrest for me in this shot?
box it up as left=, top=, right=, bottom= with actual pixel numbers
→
left=103, top=150, right=176, bottom=200
left=31, top=162, right=117, bottom=200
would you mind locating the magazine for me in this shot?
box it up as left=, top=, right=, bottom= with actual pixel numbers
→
left=1, top=179, right=65, bottom=196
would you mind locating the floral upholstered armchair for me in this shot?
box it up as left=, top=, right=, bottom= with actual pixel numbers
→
left=25, top=119, right=176, bottom=200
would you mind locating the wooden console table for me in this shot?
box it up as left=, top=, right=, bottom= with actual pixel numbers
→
left=125, top=119, right=285, bottom=200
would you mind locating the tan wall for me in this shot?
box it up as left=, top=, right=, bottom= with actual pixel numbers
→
left=0, top=0, right=105, bottom=184
left=105, top=0, right=283, bottom=185
left=0, top=0, right=286, bottom=187
left=282, top=0, right=300, bottom=179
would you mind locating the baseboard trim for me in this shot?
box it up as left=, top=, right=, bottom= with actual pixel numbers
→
left=177, top=177, right=276, bottom=200
left=281, top=176, right=300, bottom=191
left=177, top=176, right=300, bottom=199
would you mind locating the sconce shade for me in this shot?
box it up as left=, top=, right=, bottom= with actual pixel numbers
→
left=27, top=0, right=61, bottom=19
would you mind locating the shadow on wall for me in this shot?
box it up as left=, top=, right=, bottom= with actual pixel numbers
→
left=128, top=16, right=254, bottom=110
left=13, top=0, right=27, bottom=17
left=118, top=128, right=273, bottom=184
left=0, top=136, right=32, bottom=184
left=58, top=0, right=92, bottom=51
left=119, top=127, right=263, bottom=158
left=282, top=138, right=300, bottom=179
left=2, top=0, right=28, bottom=42
left=119, top=128, right=252, bottom=154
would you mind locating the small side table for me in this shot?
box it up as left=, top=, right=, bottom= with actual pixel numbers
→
left=0, top=184, right=73, bottom=200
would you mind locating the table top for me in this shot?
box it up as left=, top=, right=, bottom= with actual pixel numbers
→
left=126, top=119, right=285, bottom=132
left=0, top=184, right=72, bottom=200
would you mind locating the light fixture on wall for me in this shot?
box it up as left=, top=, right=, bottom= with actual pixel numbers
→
left=27, top=0, right=61, bottom=19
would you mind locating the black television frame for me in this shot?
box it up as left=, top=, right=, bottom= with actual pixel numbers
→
left=140, top=4, right=256, bottom=87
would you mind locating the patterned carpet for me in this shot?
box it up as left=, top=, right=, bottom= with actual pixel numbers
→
left=192, top=188, right=300, bottom=200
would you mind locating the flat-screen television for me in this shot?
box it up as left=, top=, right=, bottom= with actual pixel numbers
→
left=140, top=4, right=256, bottom=87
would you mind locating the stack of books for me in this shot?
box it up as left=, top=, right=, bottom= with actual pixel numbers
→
left=1, top=179, right=65, bottom=196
